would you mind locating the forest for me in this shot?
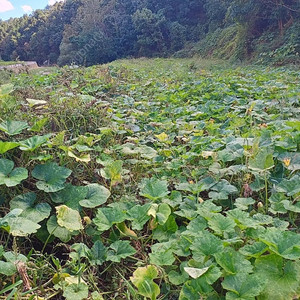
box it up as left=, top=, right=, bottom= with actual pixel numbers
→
left=0, top=1, right=300, bottom=300
left=0, top=0, right=299, bottom=66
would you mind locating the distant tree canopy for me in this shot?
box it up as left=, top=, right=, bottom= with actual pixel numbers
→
left=0, top=0, right=299, bottom=65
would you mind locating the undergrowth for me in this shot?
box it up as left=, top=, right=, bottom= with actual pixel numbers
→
left=0, top=58, right=299, bottom=299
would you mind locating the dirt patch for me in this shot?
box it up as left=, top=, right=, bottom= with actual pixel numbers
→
left=0, top=61, right=38, bottom=73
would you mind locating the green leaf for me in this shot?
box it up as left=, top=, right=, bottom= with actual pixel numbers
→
left=107, top=240, right=136, bottom=262
left=139, top=177, right=169, bottom=201
left=4, top=252, right=27, bottom=263
left=168, top=263, right=190, bottom=285
left=156, top=203, right=171, bottom=225
left=138, top=145, right=158, bottom=159
left=0, top=159, right=28, bottom=187
left=208, top=214, right=236, bottom=236
left=0, top=120, right=28, bottom=136
left=50, top=184, right=88, bottom=210
left=226, top=209, right=260, bottom=230
left=185, top=216, right=207, bottom=236
left=0, top=141, right=19, bottom=154
left=234, top=198, right=255, bottom=211
left=19, top=134, right=51, bottom=151
left=249, top=148, right=274, bottom=171
left=179, top=277, right=214, bottom=300
left=10, top=192, right=51, bottom=223
left=282, top=200, right=300, bottom=213
left=239, top=242, right=268, bottom=258
left=259, top=228, right=300, bottom=260
left=46, top=215, right=72, bottom=242
left=127, top=204, right=151, bottom=230
left=149, top=248, right=175, bottom=266
left=0, top=83, right=14, bottom=95
left=32, top=162, right=72, bottom=192
left=63, top=283, right=89, bottom=300
left=209, top=180, right=238, bottom=200
left=150, top=242, right=175, bottom=266
left=29, top=117, right=49, bottom=132
left=93, top=207, right=127, bottom=232
left=0, top=261, right=16, bottom=276
left=153, top=215, right=178, bottom=242
left=56, top=205, right=83, bottom=232
left=222, top=273, right=266, bottom=300
left=255, top=254, right=300, bottom=300
left=218, top=143, right=244, bottom=162
left=214, top=248, right=253, bottom=275
left=130, top=265, right=160, bottom=300
left=79, top=184, right=110, bottom=208
left=71, top=243, right=91, bottom=260
left=89, top=240, right=107, bottom=266
left=190, top=230, right=223, bottom=257
left=276, top=175, right=300, bottom=196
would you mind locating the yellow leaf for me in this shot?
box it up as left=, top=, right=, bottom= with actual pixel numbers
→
left=155, top=132, right=169, bottom=142
left=68, top=150, right=91, bottom=162
left=117, top=222, right=138, bottom=239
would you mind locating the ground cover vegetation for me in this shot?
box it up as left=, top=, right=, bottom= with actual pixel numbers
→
left=0, top=0, right=299, bottom=65
left=0, top=58, right=299, bottom=299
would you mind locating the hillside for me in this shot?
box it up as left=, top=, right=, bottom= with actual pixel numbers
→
left=0, top=0, right=299, bottom=66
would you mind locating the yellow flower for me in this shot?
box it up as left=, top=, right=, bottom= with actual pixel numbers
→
left=283, top=158, right=291, bottom=167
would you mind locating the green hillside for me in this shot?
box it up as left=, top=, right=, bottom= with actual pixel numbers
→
left=0, top=0, right=299, bottom=65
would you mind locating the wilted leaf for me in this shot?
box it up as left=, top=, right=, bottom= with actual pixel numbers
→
left=156, top=203, right=171, bottom=225
left=100, top=160, right=123, bottom=184
left=56, top=205, right=83, bottom=232
left=184, top=267, right=209, bottom=279
left=47, top=215, right=72, bottom=242
left=67, top=150, right=91, bottom=162
left=130, top=265, right=160, bottom=299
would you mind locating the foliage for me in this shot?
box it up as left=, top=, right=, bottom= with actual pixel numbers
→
left=0, top=58, right=299, bottom=299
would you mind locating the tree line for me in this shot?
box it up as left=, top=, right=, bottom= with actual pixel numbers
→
left=0, top=0, right=299, bottom=66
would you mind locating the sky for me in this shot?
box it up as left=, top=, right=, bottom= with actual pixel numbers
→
left=0, top=0, right=64, bottom=20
